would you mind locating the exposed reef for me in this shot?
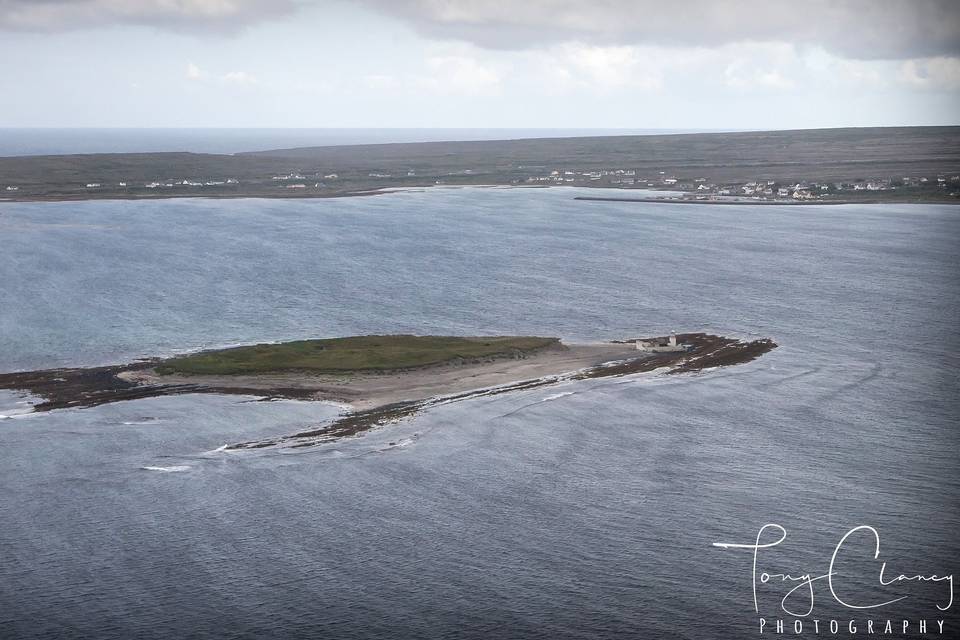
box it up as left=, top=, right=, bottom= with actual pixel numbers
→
left=0, top=333, right=777, bottom=448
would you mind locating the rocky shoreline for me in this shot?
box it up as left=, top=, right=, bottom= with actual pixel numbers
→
left=0, top=333, right=776, bottom=448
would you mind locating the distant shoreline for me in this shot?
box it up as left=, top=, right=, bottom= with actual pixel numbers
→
left=573, top=195, right=855, bottom=206
left=2, top=126, right=958, bottom=205
left=0, top=188, right=394, bottom=204
left=1, top=184, right=954, bottom=206
left=0, top=184, right=528, bottom=204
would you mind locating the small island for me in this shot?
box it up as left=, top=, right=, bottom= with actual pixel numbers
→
left=0, top=333, right=776, bottom=449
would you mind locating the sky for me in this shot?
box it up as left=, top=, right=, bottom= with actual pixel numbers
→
left=0, top=0, right=958, bottom=129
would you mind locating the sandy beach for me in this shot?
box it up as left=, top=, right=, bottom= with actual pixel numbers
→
left=0, top=334, right=776, bottom=437
left=118, top=341, right=643, bottom=411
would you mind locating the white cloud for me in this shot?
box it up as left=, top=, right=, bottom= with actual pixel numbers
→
left=185, top=62, right=258, bottom=86
left=363, top=74, right=399, bottom=90
left=723, top=60, right=794, bottom=90
left=898, top=57, right=960, bottom=90
left=0, top=0, right=297, bottom=33
left=357, top=0, right=960, bottom=61
left=567, top=45, right=654, bottom=90
left=222, top=70, right=257, bottom=85
left=533, top=44, right=663, bottom=92
left=824, top=57, right=887, bottom=89
left=417, top=55, right=502, bottom=96
left=802, top=50, right=960, bottom=91
left=3, top=0, right=959, bottom=71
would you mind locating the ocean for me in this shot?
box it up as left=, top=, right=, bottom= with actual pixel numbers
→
left=0, top=187, right=957, bottom=638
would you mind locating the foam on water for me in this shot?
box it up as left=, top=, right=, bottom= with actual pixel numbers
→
left=541, top=391, right=575, bottom=402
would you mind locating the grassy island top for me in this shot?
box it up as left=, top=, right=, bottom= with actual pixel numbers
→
left=153, top=335, right=560, bottom=376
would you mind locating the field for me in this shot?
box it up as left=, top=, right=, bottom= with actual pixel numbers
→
left=1, top=126, right=958, bottom=202
left=152, top=335, right=560, bottom=376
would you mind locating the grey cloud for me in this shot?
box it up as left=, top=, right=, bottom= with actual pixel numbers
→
left=0, top=0, right=298, bottom=33
left=356, top=0, right=960, bottom=60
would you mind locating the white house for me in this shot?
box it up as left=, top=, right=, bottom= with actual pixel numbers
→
left=636, top=334, right=687, bottom=353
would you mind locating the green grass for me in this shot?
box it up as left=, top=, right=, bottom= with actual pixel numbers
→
left=5, top=127, right=959, bottom=201
left=154, top=335, right=559, bottom=376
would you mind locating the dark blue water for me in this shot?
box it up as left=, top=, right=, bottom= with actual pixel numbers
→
left=0, top=188, right=957, bottom=639
left=0, top=129, right=714, bottom=157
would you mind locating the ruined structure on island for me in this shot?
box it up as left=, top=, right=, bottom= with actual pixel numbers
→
left=635, top=334, right=688, bottom=353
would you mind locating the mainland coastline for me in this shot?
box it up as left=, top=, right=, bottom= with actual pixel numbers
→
left=2, top=127, right=958, bottom=206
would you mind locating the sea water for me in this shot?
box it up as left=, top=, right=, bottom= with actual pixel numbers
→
left=0, top=188, right=957, bottom=638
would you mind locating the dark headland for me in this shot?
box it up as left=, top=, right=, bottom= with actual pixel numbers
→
left=1, top=126, right=958, bottom=204
left=0, top=333, right=776, bottom=449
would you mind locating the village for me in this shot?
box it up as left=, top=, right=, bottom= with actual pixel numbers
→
left=5, top=167, right=959, bottom=202
left=519, top=168, right=960, bottom=201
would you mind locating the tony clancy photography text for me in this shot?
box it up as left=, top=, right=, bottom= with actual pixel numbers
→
left=713, top=524, right=953, bottom=636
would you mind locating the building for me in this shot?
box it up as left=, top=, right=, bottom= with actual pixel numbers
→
left=636, top=334, right=688, bottom=353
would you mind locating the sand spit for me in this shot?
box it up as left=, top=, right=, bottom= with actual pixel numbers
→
left=0, top=334, right=776, bottom=447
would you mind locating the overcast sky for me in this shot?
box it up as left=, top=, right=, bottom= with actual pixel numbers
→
left=1, top=0, right=958, bottom=129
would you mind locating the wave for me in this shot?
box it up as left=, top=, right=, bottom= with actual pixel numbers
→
left=0, top=410, right=37, bottom=420
left=140, top=465, right=191, bottom=473
left=385, top=436, right=417, bottom=449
